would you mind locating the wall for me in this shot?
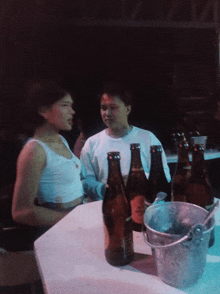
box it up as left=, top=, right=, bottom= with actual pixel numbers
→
left=0, top=24, right=219, bottom=149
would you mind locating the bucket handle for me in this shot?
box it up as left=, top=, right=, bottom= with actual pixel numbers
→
left=143, top=223, right=205, bottom=249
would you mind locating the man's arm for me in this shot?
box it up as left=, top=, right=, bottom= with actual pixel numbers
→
left=80, top=146, right=105, bottom=201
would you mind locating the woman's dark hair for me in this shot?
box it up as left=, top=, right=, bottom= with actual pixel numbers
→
left=24, top=80, right=69, bottom=129
left=97, top=82, right=134, bottom=106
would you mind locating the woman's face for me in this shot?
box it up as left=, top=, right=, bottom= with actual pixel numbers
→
left=100, top=93, right=131, bottom=130
left=40, top=94, right=75, bottom=131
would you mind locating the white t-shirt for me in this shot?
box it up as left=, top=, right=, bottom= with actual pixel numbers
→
left=80, top=126, right=171, bottom=200
left=28, top=135, right=84, bottom=204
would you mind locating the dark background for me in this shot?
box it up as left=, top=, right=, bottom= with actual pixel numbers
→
left=0, top=1, right=219, bottom=146
left=0, top=2, right=220, bottom=260
left=0, top=0, right=220, bottom=190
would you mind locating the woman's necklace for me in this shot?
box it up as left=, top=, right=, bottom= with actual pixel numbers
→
left=106, top=126, right=133, bottom=138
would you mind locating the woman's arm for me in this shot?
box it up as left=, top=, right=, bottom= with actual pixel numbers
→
left=12, top=141, right=68, bottom=228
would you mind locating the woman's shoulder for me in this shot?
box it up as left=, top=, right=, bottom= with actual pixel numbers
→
left=17, top=139, right=46, bottom=167
left=24, top=138, right=46, bottom=151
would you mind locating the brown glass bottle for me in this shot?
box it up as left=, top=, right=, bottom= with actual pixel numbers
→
left=171, top=139, right=191, bottom=202
left=102, top=152, right=134, bottom=266
left=185, top=143, right=215, bottom=247
left=126, top=144, right=150, bottom=232
left=149, top=145, right=171, bottom=202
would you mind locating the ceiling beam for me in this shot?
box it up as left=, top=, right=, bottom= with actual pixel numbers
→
left=66, top=0, right=220, bottom=29
left=191, top=0, right=198, bottom=21
left=167, top=0, right=182, bottom=21
left=66, top=18, right=219, bottom=29
left=130, top=0, right=143, bottom=20
left=200, top=0, right=217, bottom=22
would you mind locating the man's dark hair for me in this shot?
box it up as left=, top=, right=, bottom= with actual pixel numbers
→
left=97, top=82, right=134, bottom=106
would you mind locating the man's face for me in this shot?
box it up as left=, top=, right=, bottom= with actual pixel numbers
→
left=100, top=93, right=131, bottom=129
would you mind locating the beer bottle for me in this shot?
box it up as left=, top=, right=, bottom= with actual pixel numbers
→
left=185, top=143, right=215, bottom=247
left=171, top=139, right=191, bottom=202
left=102, top=152, right=134, bottom=266
left=126, top=143, right=150, bottom=232
left=149, top=145, right=171, bottom=202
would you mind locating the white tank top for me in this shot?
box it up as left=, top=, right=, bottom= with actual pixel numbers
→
left=28, top=136, right=84, bottom=204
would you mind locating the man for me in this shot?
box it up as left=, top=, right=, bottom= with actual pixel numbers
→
left=80, top=82, right=171, bottom=201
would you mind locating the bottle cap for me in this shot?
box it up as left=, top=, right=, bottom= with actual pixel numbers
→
left=150, top=145, right=162, bottom=152
left=107, top=152, right=120, bottom=160
left=193, top=144, right=205, bottom=152
left=130, top=143, right=140, bottom=150
left=179, top=140, right=189, bottom=149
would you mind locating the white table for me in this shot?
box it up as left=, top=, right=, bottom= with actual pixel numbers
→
left=34, top=200, right=220, bottom=294
left=166, top=150, right=220, bottom=164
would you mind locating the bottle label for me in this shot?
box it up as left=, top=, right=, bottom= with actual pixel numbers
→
left=131, top=167, right=144, bottom=172
left=103, top=216, right=133, bottom=250
left=183, top=166, right=191, bottom=170
left=104, top=223, right=111, bottom=249
left=126, top=216, right=132, bottom=222
left=130, top=194, right=145, bottom=224
left=185, top=182, right=213, bottom=209
left=121, top=232, right=134, bottom=256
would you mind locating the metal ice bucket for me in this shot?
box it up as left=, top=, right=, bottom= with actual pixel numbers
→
left=143, top=202, right=215, bottom=288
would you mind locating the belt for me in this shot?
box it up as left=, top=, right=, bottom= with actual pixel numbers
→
left=37, top=195, right=85, bottom=212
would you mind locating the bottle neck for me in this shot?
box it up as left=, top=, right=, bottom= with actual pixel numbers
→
left=149, top=147, right=170, bottom=201
left=130, top=149, right=143, bottom=170
left=150, top=151, right=163, bottom=173
left=191, top=144, right=206, bottom=178
left=177, top=145, right=190, bottom=167
left=108, top=159, right=124, bottom=183
left=105, top=157, right=129, bottom=204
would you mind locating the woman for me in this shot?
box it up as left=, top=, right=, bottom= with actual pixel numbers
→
left=80, top=82, right=171, bottom=201
left=12, top=81, right=84, bottom=230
